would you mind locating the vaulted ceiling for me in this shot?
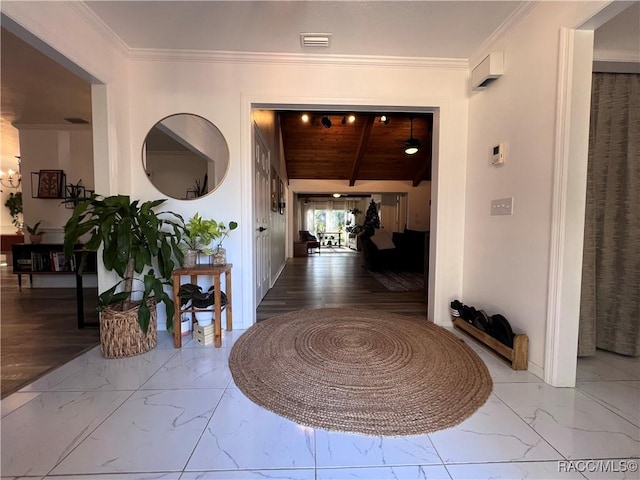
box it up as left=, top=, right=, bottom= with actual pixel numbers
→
left=279, top=112, right=432, bottom=186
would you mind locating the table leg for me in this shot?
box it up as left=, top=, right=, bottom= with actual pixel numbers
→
left=76, top=272, right=84, bottom=328
left=173, top=273, right=181, bottom=348
left=214, top=273, right=222, bottom=347
left=225, top=270, right=232, bottom=331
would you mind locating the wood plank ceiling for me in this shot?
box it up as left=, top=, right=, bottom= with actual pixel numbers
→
left=279, top=112, right=432, bottom=187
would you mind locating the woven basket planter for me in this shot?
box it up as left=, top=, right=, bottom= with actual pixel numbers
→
left=100, top=298, right=158, bottom=358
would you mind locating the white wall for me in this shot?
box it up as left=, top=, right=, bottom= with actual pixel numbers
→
left=125, top=58, right=469, bottom=329
left=465, top=1, right=609, bottom=376
left=18, top=126, right=94, bottom=240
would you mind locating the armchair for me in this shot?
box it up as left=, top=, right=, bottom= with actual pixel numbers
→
left=299, top=230, right=320, bottom=255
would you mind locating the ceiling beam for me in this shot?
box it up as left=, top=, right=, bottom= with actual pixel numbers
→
left=349, top=115, right=375, bottom=186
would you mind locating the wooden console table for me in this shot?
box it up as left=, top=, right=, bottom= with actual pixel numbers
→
left=172, top=264, right=233, bottom=348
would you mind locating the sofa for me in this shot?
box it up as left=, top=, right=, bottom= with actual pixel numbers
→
left=360, top=228, right=429, bottom=274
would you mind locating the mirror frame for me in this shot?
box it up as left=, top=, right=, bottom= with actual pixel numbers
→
left=142, top=113, right=229, bottom=200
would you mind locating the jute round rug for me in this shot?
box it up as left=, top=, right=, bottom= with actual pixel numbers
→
left=229, top=308, right=492, bottom=436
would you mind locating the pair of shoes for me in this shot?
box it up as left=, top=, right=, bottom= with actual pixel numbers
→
left=489, top=314, right=514, bottom=348
left=449, top=299, right=463, bottom=317
left=472, top=310, right=490, bottom=332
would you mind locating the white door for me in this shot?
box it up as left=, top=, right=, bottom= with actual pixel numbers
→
left=254, top=127, right=271, bottom=304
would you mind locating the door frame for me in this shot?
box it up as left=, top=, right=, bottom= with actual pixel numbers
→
left=241, top=97, right=445, bottom=328
left=544, top=1, right=635, bottom=387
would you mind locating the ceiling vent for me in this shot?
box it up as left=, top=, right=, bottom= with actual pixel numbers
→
left=300, top=33, right=331, bottom=48
left=471, top=52, right=504, bottom=91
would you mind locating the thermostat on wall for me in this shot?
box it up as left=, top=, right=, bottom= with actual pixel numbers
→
left=492, top=143, right=506, bottom=166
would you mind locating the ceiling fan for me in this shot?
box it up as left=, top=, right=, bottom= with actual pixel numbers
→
left=401, top=117, right=421, bottom=155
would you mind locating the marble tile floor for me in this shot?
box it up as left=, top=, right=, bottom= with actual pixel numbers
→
left=1, top=328, right=638, bottom=480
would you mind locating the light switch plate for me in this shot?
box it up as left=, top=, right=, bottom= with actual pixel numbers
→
left=491, top=197, right=513, bottom=215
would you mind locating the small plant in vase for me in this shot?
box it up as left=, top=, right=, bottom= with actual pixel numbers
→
left=211, top=220, right=238, bottom=266
left=25, top=221, right=44, bottom=244
left=180, top=213, right=218, bottom=267
left=179, top=214, right=238, bottom=267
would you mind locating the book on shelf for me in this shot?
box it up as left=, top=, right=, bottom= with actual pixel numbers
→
left=51, top=251, right=74, bottom=272
left=30, top=252, right=52, bottom=272
left=15, top=258, right=32, bottom=271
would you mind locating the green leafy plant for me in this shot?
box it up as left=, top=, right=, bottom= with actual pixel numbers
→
left=177, top=283, right=227, bottom=309
left=193, top=173, right=208, bottom=198
left=25, top=221, right=44, bottom=236
left=345, top=224, right=365, bottom=235
left=215, top=220, right=238, bottom=247
left=4, top=191, right=23, bottom=229
left=181, top=213, right=218, bottom=255
left=345, top=207, right=364, bottom=235
left=63, top=194, right=185, bottom=333
left=63, top=179, right=86, bottom=208
left=181, top=213, right=238, bottom=254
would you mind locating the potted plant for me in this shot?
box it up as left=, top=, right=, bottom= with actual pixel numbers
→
left=25, top=221, right=44, bottom=244
left=4, top=191, right=23, bottom=233
left=180, top=213, right=218, bottom=267
left=180, top=214, right=238, bottom=267
left=177, top=283, right=228, bottom=327
left=63, top=194, right=185, bottom=358
left=63, top=179, right=86, bottom=208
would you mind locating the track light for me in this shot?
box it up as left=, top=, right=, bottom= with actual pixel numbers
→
left=301, top=113, right=309, bottom=123
left=347, top=114, right=356, bottom=123
left=321, top=116, right=332, bottom=128
left=380, top=115, right=389, bottom=125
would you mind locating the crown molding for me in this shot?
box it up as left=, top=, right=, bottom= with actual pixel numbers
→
left=12, top=123, right=91, bottom=131
left=593, top=49, right=640, bottom=63
left=470, top=1, right=537, bottom=67
left=128, top=48, right=468, bottom=70
left=70, top=2, right=130, bottom=57
left=71, top=1, right=469, bottom=70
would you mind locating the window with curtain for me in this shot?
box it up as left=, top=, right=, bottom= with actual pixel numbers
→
left=302, top=200, right=349, bottom=235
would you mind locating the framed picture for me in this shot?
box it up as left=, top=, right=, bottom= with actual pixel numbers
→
left=270, top=167, right=278, bottom=212
left=36, top=170, right=65, bottom=198
left=278, top=179, right=285, bottom=215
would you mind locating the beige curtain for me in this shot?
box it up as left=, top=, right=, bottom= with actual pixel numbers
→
left=578, top=73, right=640, bottom=357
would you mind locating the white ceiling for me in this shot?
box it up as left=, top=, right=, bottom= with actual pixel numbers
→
left=1, top=1, right=639, bottom=166
left=84, top=1, right=523, bottom=59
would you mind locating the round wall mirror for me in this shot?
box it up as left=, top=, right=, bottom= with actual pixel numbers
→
left=142, top=113, right=229, bottom=199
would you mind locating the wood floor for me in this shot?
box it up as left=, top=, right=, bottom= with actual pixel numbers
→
left=257, top=248, right=427, bottom=321
left=0, top=266, right=100, bottom=399
left=1, top=248, right=426, bottom=399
